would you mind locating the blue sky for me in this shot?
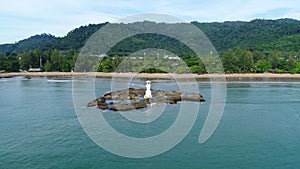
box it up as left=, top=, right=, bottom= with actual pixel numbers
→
left=1, top=0, right=300, bottom=44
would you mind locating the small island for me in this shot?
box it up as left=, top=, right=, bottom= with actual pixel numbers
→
left=87, top=80, right=205, bottom=111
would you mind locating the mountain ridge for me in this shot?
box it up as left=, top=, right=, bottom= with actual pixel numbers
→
left=1, top=18, right=300, bottom=55
left=0, top=34, right=56, bottom=55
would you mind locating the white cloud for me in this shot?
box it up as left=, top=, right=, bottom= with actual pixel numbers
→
left=0, top=0, right=300, bottom=43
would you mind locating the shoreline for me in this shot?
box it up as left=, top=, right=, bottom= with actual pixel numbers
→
left=1, top=72, right=300, bottom=81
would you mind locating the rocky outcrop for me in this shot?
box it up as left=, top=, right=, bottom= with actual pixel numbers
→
left=87, top=88, right=205, bottom=111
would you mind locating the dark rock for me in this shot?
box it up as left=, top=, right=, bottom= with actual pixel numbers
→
left=109, top=100, right=148, bottom=111
left=87, top=97, right=106, bottom=107
left=98, top=102, right=108, bottom=109
left=96, top=97, right=106, bottom=103
left=181, top=93, right=205, bottom=102
left=88, top=88, right=205, bottom=111
left=87, top=100, right=97, bottom=107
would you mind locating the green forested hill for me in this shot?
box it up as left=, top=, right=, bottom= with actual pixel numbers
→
left=0, top=34, right=55, bottom=54
left=255, top=34, right=300, bottom=52
left=1, top=19, right=300, bottom=73
left=192, top=18, right=300, bottom=51
left=42, top=23, right=107, bottom=51
left=1, top=19, right=300, bottom=55
left=0, top=23, right=107, bottom=55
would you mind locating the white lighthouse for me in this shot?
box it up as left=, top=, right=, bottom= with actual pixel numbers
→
left=144, top=80, right=152, bottom=99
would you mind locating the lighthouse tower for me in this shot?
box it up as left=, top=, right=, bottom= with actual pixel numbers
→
left=144, top=80, right=152, bottom=99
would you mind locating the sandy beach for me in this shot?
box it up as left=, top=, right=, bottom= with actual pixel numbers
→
left=1, top=72, right=300, bottom=81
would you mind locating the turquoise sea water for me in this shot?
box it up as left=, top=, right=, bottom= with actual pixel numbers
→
left=1, top=77, right=300, bottom=169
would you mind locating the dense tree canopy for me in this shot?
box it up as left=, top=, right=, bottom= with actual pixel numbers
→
left=0, top=19, right=300, bottom=73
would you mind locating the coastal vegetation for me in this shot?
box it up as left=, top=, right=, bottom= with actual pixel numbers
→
left=1, top=19, right=300, bottom=73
